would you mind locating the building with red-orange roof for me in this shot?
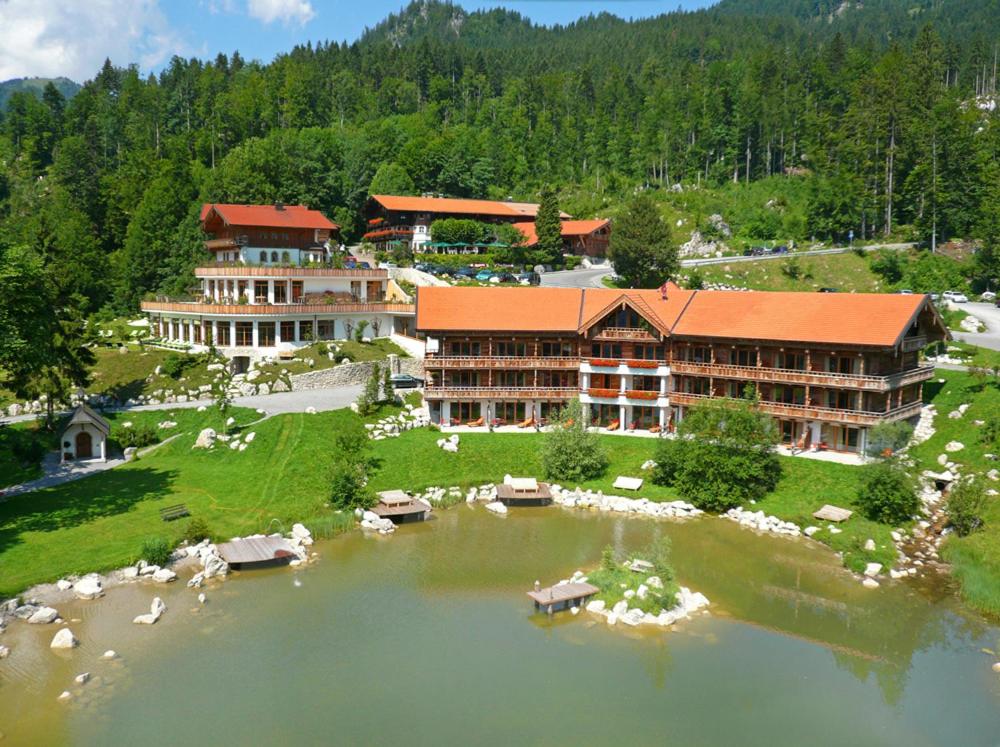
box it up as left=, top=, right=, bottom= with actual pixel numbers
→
left=363, top=194, right=606, bottom=257
left=141, top=203, right=414, bottom=370
left=416, top=284, right=947, bottom=454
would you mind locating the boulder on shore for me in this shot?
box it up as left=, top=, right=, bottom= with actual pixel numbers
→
left=73, top=576, right=104, bottom=600
left=133, top=597, right=166, bottom=625
left=50, top=628, right=79, bottom=649
left=27, top=607, right=59, bottom=625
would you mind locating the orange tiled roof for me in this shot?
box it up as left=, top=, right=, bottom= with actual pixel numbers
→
left=512, top=219, right=610, bottom=246
left=201, top=203, right=337, bottom=231
left=416, top=287, right=694, bottom=334
left=371, top=195, right=570, bottom=219
left=672, top=290, right=928, bottom=346
left=417, top=286, right=933, bottom=347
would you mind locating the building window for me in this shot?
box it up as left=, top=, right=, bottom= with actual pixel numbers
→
left=448, top=341, right=481, bottom=356
left=235, top=322, right=253, bottom=346
left=300, top=321, right=314, bottom=341
left=259, top=250, right=267, bottom=263
left=280, top=321, right=295, bottom=342
left=281, top=251, right=290, bottom=264
left=270, top=251, right=278, bottom=263
left=254, top=281, right=268, bottom=304
left=591, top=343, right=622, bottom=359
left=292, top=281, right=303, bottom=302
left=258, top=322, right=276, bottom=347
left=216, top=323, right=231, bottom=346
left=775, top=351, right=805, bottom=370
left=496, top=341, right=526, bottom=357
left=735, top=349, right=758, bottom=367
left=273, top=283, right=287, bottom=304
left=542, top=341, right=574, bottom=357
left=318, top=320, right=335, bottom=340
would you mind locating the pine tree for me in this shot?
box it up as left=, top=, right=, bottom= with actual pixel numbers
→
left=533, top=187, right=563, bottom=267
left=609, top=193, right=677, bottom=288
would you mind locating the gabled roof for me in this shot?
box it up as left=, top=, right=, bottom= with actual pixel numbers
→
left=671, top=290, right=930, bottom=346
left=416, top=285, right=940, bottom=348
left=512, top=219, right=610, bottom=246
left=416, top=287, right=694, bottom=334
left=65, top=404, right=110, bottom=436
left=370, top=195, right=570, bottom=219
left=200, top=203, right=337, bottom=231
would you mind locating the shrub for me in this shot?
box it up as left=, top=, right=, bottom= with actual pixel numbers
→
left=139, top=537, right=173, bottom=566
left=981, top=414, right=1000, bottom=449
left=948, top=478, right=987, bottom=537
left=644, top=536, right=678, bottom=595
left=355, top=320, right=370, bottom=343
left=865, top=421, right=914, bottom=458
left=329, top=459, right=375, bottom=511
left=160, top=353, right=192, bottom=379
left=541, top=400, right=608, bottom=482
left=856, top=460, right=917, bottom=524
left=181, top=518, right=214, bottom=544
left=115, top=423, right=159, bottom=449
left=654, top=396, right=781, bottom=511
left=601, top=545, right=617, bottom=572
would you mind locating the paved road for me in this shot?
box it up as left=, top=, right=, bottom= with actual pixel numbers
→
left=680, top=242, right=913, bottom=268
left=950, top=301, right=1000, bottom=352
left=541, top=266, right=614, bottom=288
left=3, top=385, right=366, bottom=426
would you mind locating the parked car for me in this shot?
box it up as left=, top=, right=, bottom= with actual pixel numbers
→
left=896, top=289, right=914, bottom=295
left=390, top=374, right=424, bottom=389
left=454, top=267, right=477, bottom=278
left=979, top=291, right=996, bottom=302
left=495, top=272, right=517, bottom=283
left=379, top=261, right=398, bottom=269
left=770, top=245, right=789, bottom=255
left=514, top=271, right=541, bottom=286
left=942, top=291, right=969, bottom=303
left=356, top=261, right=371, bottom=270
left=929, top=292, right=940, bottom=302
left=818, top=287, right=839, bottom=293
left=475, top=269, right=495, bottom=282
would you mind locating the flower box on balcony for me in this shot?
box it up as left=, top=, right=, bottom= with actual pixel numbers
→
left=587, top=388, right=620, bottom=398
left=626, top=390, right=659, bottom=400
left=627, top=360, right=661, bottom=369
left=589, top=358, right=620, bottom=368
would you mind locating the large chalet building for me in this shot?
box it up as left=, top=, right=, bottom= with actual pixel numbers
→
left=364, top=194, right=609, bottom=257
left=141, top=203, right=415, bottom=369
left=416, top=285, right=947, bottom=454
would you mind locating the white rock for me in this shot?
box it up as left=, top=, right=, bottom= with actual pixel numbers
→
left=863, top=539, right=876, bottom=552
left=305, top=406, right=317, bottom=415
left=245, top=432, right=256, bottom=443
left=585, top=599, right=606, bottom=613
left=0, top=645, right=10, bottom=658
left=74, top=672, right=90, bottom=685
left=193, top=428, right=217, bottom=449
left=198, top=593, right=207, bottom=604
left=56, top=579, right=73, bottom=591
left=944, top=441, right=965, bottom=453
left=804, top=526, right=820, bottom=537
left=50, top=628, right=79, bottom=649
left=27, top=607, right=59, bottom=624
left=58, top=691, right=73, bottom=703
left=151, top=568, right=177, bottom=583
left=73, top=576, right=104, bottom=600
left=102, top=650, right=117, bottom=660
left=864, top=563, right=883, bottom=577
left=485, top=501, right=508, bottom=515
left=862, top=578, right=880, bottom=589
left=133, top=597, right=166, bottom=625
left=623, top=589, right=636, bottom=599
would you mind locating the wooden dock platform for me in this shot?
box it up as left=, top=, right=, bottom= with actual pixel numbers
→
left=373, top=490, right=429, bottom=524
left=497, top=478, right=552, bottom=507
left=216, top=537, right=296, bottom=569
left=527, top=581, right=600, bottom=613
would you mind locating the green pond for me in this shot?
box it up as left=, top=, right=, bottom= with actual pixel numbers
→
left=3, top=505, right=1000, bottom=745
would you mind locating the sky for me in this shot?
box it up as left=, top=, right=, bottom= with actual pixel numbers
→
left=0, top=0, right=715, bottom=83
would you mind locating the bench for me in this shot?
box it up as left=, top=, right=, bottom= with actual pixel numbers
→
left=160, top=504, right=190, bottom=522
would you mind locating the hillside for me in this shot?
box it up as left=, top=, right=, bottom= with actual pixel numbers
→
left=0, top=76, right=80, bottom=110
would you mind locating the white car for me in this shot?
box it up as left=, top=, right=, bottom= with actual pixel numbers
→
left=981, top=291, right=997, bottom=302
left=942, top=291, right=969, bottom=303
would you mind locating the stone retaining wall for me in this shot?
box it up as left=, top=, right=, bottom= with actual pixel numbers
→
left=290, top=354, right=424, bottom=391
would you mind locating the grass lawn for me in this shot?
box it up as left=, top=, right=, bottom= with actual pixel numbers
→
left=681, top=251, right=886, bottom=293
left=908, top=370, right=1000, bottom=614
left=280, top=339, right=408, bottom=375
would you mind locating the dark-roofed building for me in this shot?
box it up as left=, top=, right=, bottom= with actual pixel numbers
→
left=416, top=284, right=948, bottom=455
left=61, top=404, right=110, bottom=462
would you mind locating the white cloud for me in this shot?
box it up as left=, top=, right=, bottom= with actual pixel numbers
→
left=246, top=0, right=315, bottom=26
left=0, top=0, right=188, bottom=82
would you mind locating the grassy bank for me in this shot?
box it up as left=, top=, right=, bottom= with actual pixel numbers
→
left=680, top=251, right=887, bottom=293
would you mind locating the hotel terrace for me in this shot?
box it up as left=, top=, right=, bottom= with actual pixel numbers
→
left=141, top=203, right=415, bottom=369
left=416, top=285, right=948, bottom=454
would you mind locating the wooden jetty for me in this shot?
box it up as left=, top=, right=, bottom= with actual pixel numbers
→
left=216, top=536, right=296, bottom=570
left=527, top=581, right=600, bottom=614
left=497, top=478, right=552, bottom=507
left=373, top=490, right=429, bottom=524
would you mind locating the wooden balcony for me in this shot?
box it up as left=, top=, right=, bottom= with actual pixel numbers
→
left=593, top=327, right=659, bottom=341
left=425, top=356, right=581, bottom=370
left=195, top=266, right=387, bottom=279
left=669, top=391, right=924, bottom=425
left=669, top=361, right=934, bottom=392
left=424, top=386, right=579, bottom=400
left=204, top=238, right=239, bottom=251
left=141, top=300, right=414, bottom=315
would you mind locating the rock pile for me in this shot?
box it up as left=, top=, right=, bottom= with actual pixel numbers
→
left=723, top=507, right=802, bottom=537
left=584, top=579, right=710, bottom=628
left=910, top=405, right=936, bottom=446
left=550, top=485, right=702, bottom=520
left=133, top=597, right=166, bottom=625
left=367, top=404, right=429, bottom=440
left=360, top=510, right=395, bottom=534
left=437, top=434, right=460, bottom=453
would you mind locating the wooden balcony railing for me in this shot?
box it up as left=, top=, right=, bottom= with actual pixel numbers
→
left=141, top=300, right=415, bottom=315
left=669, top=391, right=924, bottom=425
left=425, top=356, right=581, bottom=370
left=424, top=386, right=579, bottom=400
left=669, top=360, right=934, bottom=392
left=195, top=266, right=387, bottom=278
left=593, top=327, right=659, bottom=341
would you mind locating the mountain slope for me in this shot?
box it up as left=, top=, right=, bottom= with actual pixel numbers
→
left=0, top=77, right=80, bottom=110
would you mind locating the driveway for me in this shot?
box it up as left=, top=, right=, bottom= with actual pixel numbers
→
left=3, top=385, right=366, bottom=426
left=541, top=266, right=614, bottom=288
left=949, top=301, right=1000, bottom=352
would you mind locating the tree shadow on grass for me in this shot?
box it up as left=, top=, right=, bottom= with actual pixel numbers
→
left=0, top=467, right=178, bottom=557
